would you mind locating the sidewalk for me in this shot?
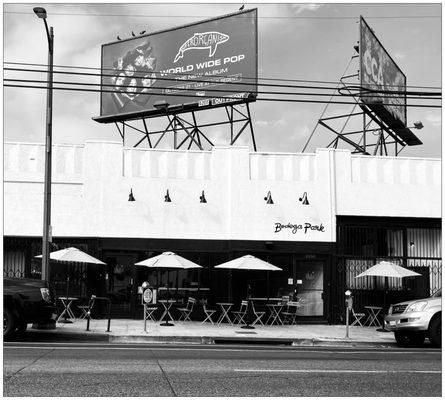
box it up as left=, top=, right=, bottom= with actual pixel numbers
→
left=29, top=318, right=400, bottom=347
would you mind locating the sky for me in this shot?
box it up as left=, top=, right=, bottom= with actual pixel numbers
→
left=3, top=2, right=442, bottom=158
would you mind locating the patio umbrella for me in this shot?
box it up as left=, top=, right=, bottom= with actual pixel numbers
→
left=35, top=247, right=106, bottom=321
left=214, top=255, right=282, bottom=329
left=355, top=261, right=421, bottom=279
left=354, top=261, right=421, bottom=331
left=35, top=247, right=106, bottom=265
left=135, top=252, right=203, bottom=326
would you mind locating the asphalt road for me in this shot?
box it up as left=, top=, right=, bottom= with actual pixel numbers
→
left=3, top=342, right=442, bottom=397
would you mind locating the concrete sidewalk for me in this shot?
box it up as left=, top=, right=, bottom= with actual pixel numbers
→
left=27, top=318, right=401, bottom=347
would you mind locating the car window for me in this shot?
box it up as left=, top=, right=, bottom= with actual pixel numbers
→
left=432, top=289, right=441, bottom=298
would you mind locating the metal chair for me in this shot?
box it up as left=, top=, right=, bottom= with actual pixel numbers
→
left=351, top=308, right=366, bottom=327
left=202, top=302, right=217, bottom=324
left=143, top=304, right=159, bottom=323
left=78, top=295, right=96, bottom=320
left=281, top=301, right=300, bottom=325
left=251, top=302, right=265, bottom=325
left=177, top=297, right=196, bottom=321
left=231, top=300, right=248, bottom=324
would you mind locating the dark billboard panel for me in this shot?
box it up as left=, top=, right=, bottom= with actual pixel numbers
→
left=359, top=16, right=407, bottom=128
left=96, top=9, right=257, bottom=123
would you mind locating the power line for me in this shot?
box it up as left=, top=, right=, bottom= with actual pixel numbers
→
left=3, top=11, right=441, bottom=20
left=4, top=61, right=442, bottom=90
left=4, top=78, right=440, bottom=102
left=4, top=66, right=442, bottom=98
left=3, top=83, right=441, bottom=109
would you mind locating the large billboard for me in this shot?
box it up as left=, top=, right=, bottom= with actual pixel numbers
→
left=95, top=8, right=257, bottom=123
left=359, top=16, right=407, bottom=129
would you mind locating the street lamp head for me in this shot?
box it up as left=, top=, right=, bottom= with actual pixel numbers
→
left=33, top=7, right=47, bottom=19
left=413, top=121, right=424, bottom=130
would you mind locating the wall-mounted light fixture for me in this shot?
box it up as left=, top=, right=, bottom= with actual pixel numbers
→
left=299, top=192, right=309, bottom=205
left=199, top=190, right=207, bottom=203
left=128, top=188, right=135, bottom=202
left=409, top=241, right=415, bottom=248
left=264, top=191, right=274, bottom=204
left=164, top=189, right=171, bottom=202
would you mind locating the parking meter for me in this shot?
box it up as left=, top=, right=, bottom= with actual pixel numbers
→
left=345, top=290, right=352, bottom=338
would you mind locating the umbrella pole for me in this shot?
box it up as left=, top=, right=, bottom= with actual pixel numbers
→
left=241, top=281, right=255, bottom=330
left=377, top=276, right=389, bottom=332
left=161, top=270, right=174, bottom=326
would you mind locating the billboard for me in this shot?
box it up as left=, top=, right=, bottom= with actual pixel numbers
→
left=359, top=16, right=407, bottom=128
left=95, top=8, right=257, bottom=123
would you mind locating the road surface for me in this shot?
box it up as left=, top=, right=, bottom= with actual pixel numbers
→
left=3, top=342, right=441, bottom=397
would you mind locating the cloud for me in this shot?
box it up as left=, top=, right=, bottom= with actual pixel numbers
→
left=290, top=4, right=323, bottom=14
left=394, top=53, right=406, bottom=59
left=424, top=112, right=441, bottom=128
left=256, top=120, right=269, bottom=127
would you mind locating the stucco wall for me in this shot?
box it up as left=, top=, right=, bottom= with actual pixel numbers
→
left=4, top=142, right=440, bottom=242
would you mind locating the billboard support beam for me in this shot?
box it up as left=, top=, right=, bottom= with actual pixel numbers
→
left=112, top=103, right=256, bottom=151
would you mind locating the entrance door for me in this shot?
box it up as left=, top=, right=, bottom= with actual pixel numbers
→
left=104, top=253, right=137, bottom=318
left=296, top=261, right=324, bottom=316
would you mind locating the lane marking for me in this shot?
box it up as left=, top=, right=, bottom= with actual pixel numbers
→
left=3, top=345, right=441, bottom=356
left=235, top=369, right=442, bottom=374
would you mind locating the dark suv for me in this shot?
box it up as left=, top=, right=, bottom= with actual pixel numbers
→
left=3, top=277, right=57, bottom=340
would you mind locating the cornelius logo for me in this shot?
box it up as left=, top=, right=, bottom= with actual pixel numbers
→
left=174, top=31, right=229, bottom=63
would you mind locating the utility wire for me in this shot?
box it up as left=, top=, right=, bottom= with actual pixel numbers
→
left=4, top=67, right=441, bottom=99
left=3, top=11, right=441, bottom=19
left=4, top=61, right=442, bottom=91
left=4, top=83, right=441, bottom=109
left=4, top=77, right=440, bottom=102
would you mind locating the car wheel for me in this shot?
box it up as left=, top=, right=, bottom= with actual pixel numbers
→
left=394, top=331, right=425, bottom=347
left=3, top=307, right=16, bottom=340
left=428, top=316, right=441, bottom=348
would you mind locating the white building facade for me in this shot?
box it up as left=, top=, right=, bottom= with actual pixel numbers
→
left=4, top=142, right=441, bottom=322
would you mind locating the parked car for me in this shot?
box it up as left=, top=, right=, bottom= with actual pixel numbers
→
left=384, top=289, right=441, bottom=348
left=3, top=277, right=57, bottom=340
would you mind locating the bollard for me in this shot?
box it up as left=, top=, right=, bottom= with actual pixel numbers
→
left=345, top=305, right=350, bottom=338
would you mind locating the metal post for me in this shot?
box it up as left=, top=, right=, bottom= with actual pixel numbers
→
left=144, top=304, right=147, bottom=333
left=345, top=304, right=350, bottom=338
left=41, top=21, right=54, bottom=282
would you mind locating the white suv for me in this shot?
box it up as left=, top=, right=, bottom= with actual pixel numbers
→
left=384, top=289, right=441, bottom=348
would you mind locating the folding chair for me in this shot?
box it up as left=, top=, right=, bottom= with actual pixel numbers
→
left=231, top=300, right=248, bottom=324
left=251, top=302, right=265, bottom=325
left=281, top=301, right=300, bottom=325
left=144, top=304, right=158, bottom=322
left=351, top=308, right=366, bottom=327
left=177, top=297, right=196, bottom=321
left=202, top=302, right=217, bottom=324
left=78, top=295, right=96, bottom=320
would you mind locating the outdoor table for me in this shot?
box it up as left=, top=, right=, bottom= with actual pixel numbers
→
left=57, top=297, right=78, bottom=322
left=158, top=300, right=176, bottom=326
left=266, top=303, right=283, bottom=325
left=216, top=302, right=233, bottom=324
left=364, top=306, right=383, bottom=327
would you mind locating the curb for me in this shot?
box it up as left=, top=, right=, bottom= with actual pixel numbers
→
left=109, top=334, right=397, bottom=348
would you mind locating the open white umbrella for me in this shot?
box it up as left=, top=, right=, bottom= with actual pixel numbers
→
left=135, top=251, right=203, bottom=270
left=214, top=255, right=282, bottom=329
left=35, top=247, right=105, bottom=265
left=214, top=255, right=282, bottom=271
left=135, top=252, right=203, bottom=326
left=355, top=261, right=421, bottom=331
left=355, top=261, right=421, bottom=279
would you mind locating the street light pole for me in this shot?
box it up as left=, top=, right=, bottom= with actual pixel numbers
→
left=34, top=7, right=53, bottom=282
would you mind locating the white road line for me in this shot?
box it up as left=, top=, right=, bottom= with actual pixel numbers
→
left=3, top=345, right=440, bottom=355
left=235, top=369, right=442, bottom=374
